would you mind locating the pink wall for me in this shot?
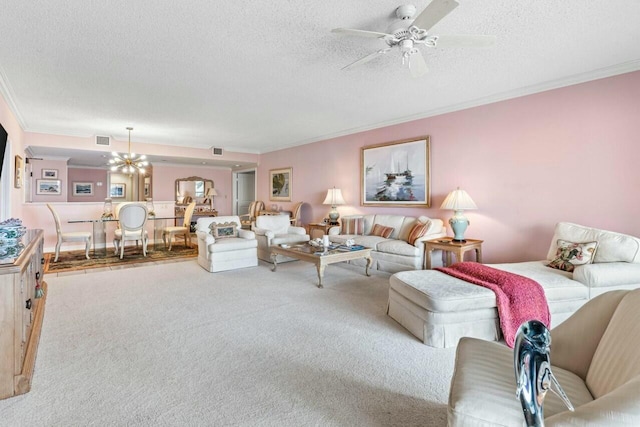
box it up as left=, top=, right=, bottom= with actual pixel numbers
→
left=67, top=168, right=109, bottom=202
left=0, top=88, right=26, bottom=220
left=258, top=71, right=640, bottom=263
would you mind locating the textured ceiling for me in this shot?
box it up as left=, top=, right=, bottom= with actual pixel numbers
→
left=1, top=0, right=639, bottom=156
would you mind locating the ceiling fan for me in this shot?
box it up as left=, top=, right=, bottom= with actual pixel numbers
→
left=332, top=0, right=496, bottom=78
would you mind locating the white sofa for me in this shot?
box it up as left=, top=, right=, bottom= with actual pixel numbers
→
left=388, top=222, right=640, bottom=347
left=254, top=215, right=310, bottom=263
left=448, top=289, right=640, bottom=426
left=195, top=216, right=258, bottom=272
left=328, top=214, right=446, bottom=273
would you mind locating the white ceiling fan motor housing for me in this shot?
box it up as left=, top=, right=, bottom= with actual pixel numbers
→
left=395, top=5, right=416, bottom=20
left=387, top=4, right=417, bottom=38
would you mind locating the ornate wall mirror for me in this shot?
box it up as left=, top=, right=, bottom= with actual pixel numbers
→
left=175, top=176, right=213, bottom=205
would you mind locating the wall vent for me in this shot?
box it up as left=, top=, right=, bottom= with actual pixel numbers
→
left=212, top=147, right=224, bottom=156
left=95, top=135, right=111, bottom=146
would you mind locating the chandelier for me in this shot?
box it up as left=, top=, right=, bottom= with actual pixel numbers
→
left=109, top=127, right=148, bottom=174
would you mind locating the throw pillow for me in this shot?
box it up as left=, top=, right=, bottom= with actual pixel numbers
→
left=547, top=239, right=598, bottom=272
left=209, top=222, right=239, bottom=239
left=341, top=217, right=364, bottom=235
left=371, top=224, right=394, bottom=239
left=407, top=220, right=432, bottom=245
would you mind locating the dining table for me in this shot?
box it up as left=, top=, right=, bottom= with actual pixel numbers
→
left=68, top=215, right=186, bottom=257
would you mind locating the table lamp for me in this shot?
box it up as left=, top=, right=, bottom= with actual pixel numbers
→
left=205, top=187, right=218, bottom=210
left=440, top=187, right=478, bottom=242
left=322, top=187, right=346, bottom=225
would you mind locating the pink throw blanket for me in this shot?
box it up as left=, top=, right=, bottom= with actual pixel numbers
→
left=435, top=262, right=550, bottom=348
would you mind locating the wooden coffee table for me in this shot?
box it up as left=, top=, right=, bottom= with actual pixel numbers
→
left=270, top=244, right=373, bottom=288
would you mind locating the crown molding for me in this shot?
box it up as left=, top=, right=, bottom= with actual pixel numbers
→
left=260, top=61, right=640, bottom=153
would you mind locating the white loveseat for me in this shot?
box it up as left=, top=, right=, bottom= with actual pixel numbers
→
left=388, top=222, right=640, bottom=347
left=195, top=216, right=258, bottom=272
left=328, top=214, right=446, bottom=273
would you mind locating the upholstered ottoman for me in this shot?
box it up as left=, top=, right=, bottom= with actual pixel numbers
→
left=388, top=262, right=588, bottom=348
left=388, top=270, right=501, bottom=348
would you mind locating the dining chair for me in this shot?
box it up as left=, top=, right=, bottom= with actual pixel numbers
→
left=46, top=203, right=92, bottom=262
left=289, top=201, right=304, bottom=227
left=239, top=200, right=264, bottom=230
left=162, top=201, right=196, bottom=251
left=113, top=203, right=149, bottom=259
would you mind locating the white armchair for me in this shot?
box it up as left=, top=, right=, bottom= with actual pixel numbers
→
left=195, top=216, right=258, bottom=272
left=448, top=289, right=640, bottom=426
left=254, top=215, right=310, bottom=263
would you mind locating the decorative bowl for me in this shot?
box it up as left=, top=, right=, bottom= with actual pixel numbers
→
left=0, top=243, right=25, bottom=259
left=0, top=226, right=27, bottom=241
left=0, top=237, right=22, bottom=247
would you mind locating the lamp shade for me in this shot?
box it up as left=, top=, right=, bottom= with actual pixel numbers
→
left=206, top=188, right=218, bottom=197
left=440, top=188, right=478, bottom=211
left=440, top=188, right=477, bottom=242
left=322, top=188, right=346, bottom=206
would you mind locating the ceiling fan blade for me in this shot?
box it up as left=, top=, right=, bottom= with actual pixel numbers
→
left=342, top=49, right=390, bottom=70
left=412, top=0, right=459, bottom=31
left=436, top=34, right=497, bottom=48
left=409, top=51, right=428, bottom=78
left=331, top=28, right=392, bottom=39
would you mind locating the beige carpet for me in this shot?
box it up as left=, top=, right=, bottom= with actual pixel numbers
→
left=0, top=259, right=456, bottom=426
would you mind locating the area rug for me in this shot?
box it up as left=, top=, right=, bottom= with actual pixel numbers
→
left=0, top=261, right=457, bottom=426
left=44, top=245, right=197, bottom=273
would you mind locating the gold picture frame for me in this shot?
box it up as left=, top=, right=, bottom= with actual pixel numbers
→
left=361, top=136, right=431, bottom=207
left=269, top=167, right=292, bottom=201
left=14, top=155, right=23, bottom=189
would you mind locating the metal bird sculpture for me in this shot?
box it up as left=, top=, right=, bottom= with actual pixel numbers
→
left=514, top=320, right=574, bottom=426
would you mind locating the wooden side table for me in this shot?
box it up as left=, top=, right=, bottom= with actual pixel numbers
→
left=307, top=222, right=334, bottom=240
left=424, top=237, right=483, bottom=269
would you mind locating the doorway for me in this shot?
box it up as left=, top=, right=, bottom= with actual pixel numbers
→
left=233, top=169, right=256, bottom=215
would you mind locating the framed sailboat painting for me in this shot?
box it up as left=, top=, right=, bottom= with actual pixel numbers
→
left=361, top=136, right=431, bottom=207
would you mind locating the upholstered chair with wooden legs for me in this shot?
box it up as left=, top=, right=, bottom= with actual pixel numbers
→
left=162, top=201, right=196, bottom=251
left=47, top=204, right=92, bottom=262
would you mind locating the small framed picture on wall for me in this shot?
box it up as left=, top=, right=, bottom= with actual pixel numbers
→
left=269, top=167, right=292, bottom=201
left=14, top=155, right=23, bottom=188
left=110, top=183, right=126, bottom=198
left=36, top=179, right=62, bottom=195
left=42, top=169, right=59, bottom=179
left=73, top=182, right=94, bottom=196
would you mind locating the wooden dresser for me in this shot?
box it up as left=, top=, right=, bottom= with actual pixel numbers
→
left=0, top=229, right=47, bottom=400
